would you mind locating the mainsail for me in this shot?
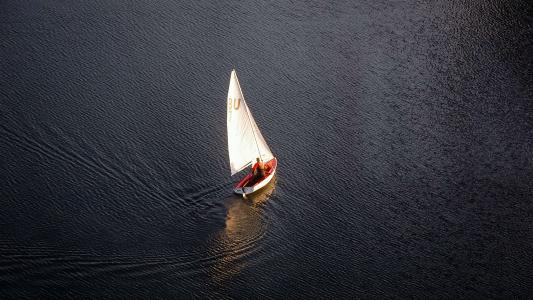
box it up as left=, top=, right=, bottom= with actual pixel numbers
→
left=227, top=70, right=273, bottom=175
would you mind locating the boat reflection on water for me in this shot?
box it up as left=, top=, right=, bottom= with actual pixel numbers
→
left=208, top=177, right=277, bottom=285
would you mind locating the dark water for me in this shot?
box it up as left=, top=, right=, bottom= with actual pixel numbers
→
left=2, top=0, right=532, bottom=298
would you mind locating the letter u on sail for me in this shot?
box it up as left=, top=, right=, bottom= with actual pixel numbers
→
left=226, top=70, right=277, bottom=195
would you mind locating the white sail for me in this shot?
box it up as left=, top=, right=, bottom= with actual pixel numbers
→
left=227, top=70, right=274, bottom=175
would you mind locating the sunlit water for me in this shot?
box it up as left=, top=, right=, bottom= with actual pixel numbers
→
left=1, top=0, right=532, bottom=298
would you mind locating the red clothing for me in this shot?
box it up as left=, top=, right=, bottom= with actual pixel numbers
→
left=252, top=162, right=263, bottom=171
left=252, top=162, right=266, bottom=178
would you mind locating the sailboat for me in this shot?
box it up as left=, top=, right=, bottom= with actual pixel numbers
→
left=226, top=69, right=277, bottom=195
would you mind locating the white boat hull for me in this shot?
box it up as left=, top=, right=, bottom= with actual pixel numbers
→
left=233, top=158, right=277, bottom=195
left=234, top=169, right=276, bottom=195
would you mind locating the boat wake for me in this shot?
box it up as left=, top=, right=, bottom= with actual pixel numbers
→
left=0, top=181, right=277, bottom=296
left=1, top=108, right=278, bottom=295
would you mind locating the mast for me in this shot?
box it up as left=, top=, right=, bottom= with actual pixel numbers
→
left=235, top=71, right=263, bottom=162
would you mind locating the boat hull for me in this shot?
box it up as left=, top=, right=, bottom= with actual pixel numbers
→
left=233, top=158, right=277, bottom=195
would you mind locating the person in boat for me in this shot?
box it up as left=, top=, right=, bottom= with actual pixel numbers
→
left=252, top=157, right=266, bottom=182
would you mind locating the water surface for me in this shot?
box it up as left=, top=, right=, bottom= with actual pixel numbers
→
left=1, top=0, right=532, bottom=298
